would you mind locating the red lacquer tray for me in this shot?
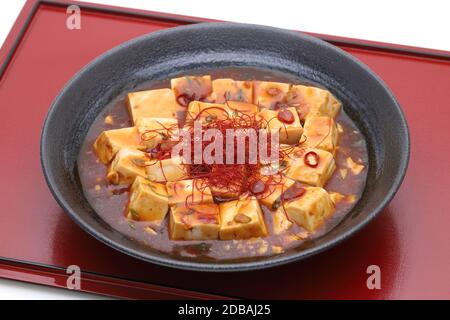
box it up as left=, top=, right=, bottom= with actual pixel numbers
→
left=1, top=0, right=449, bottom=299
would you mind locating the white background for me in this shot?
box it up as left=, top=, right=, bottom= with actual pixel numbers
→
left=0, top=0, right=449, bottom=299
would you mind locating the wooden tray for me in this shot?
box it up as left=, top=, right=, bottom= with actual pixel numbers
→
left=1, top=0, right=449, bottom=299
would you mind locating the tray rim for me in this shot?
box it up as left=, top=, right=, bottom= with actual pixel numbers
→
left=0, top=0, right=447, bottom=299
left=0, top=257, right=230, bottom=299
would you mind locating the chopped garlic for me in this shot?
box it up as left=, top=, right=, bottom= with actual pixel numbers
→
left=346, top=157, right=364, bottom=175
left=272, top=245, right=284, bottom=254
left=247, top=237, right=260, bottom=244
left=104, top=115, right=114, bottom=125
left=257, top=242, right=269, bottom=254
left=339, top=168, right=348, bottom=179
left=144, top=226, right=157, bottom=236
left=283, top=235, right=296, bottom=244
left=284, top=231, right=309, bottom=244
left=296, top=231, right=309, bottom=240
left=329, top=192, right=345, bottom=204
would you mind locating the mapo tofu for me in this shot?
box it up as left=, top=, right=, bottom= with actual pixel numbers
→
left=79, top=69, right=368, bottom=261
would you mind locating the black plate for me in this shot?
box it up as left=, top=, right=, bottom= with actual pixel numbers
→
left=40, top=23, right=409, bottom=272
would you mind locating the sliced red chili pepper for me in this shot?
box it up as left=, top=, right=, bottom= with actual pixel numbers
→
left=277, top=109, right=295, bottom=124
left=304, top=151, right=320, bottom=168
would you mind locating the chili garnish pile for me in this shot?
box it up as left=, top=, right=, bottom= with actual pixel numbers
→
left=138, top=103, right=309, bottom=205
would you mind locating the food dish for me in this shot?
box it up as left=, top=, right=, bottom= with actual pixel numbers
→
left=41, top=23, right=409, bottom=271
left=80, top=73, right=368, bottom=260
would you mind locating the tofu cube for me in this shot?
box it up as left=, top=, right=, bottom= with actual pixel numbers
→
left=284, top=187, right=335, bottom=232
left=127, top=176, right=169, bottom=222
left=219, top=198, right=268, bottom=240
left=272, top=207, right=293, bottom=235
left=285, top=148, right=336, bottom=187
left=226, top=101, right=259, bottom=116
left=169, top=203, right=220, bottom=240
left=166, top=179, right=214, bottom=206
left=286, top=85, right=341, bottom=120
left=302, top=116, right=338, bottom=154
left=136, top=117, right=179, bottom=149
left=258, top=176, right=295, bottom=210
left=258, top=107, right=303, bottom=144
left=127, top=88, right=182, bottom=124
left=253, top=81, right=290, bottom=109
left=106, top=148, right=148, bottom=185
left=145, top=155, right=187, bottom=182
left=210, top=78, right=253, bottom=103
left=171, top=75, right=212, bottom=102
left=186, top=101, right=230, bottom=123
left=94, top=127, right=145, bottom=164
